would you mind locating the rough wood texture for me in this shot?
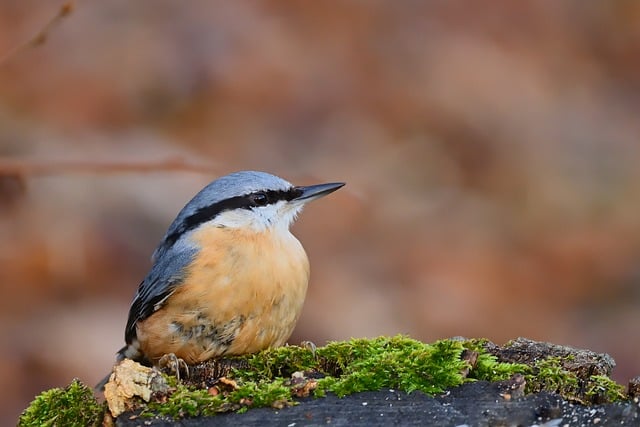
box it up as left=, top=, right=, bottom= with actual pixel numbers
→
left=110, top=337, right=639, bottom=426
left=115, top=382, right=640, bottom=426
left=485, top=337, right=616, bottom=377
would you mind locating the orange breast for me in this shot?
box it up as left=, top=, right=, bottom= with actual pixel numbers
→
left=136, top=225, right=310, bottom=364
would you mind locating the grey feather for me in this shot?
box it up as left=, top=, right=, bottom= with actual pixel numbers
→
left=153, top=171, right=293, bottom=260
left=123, top=171, right=293, bottom=347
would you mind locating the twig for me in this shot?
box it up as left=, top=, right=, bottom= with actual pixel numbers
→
left=0, top=1, right=77, bottom=66
left=0, top=158, right=214, bottom=177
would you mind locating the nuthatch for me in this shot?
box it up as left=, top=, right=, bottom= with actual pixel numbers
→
left=101, top=171, right=343, bottom=384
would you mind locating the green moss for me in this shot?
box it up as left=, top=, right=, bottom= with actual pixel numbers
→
left=525, top=357, right=626, bottom=404
left=147, top=335, right=478, bottom=417
left=231, top=378, right=292, bottom=407
left=241, top=344, right=318, bottom=380
left=315, top=336, right=468, bottom=396
left=145, top=377, right=293, bottom=418
left=527, top=357, right=579, bottom=397
left=462, top=339, right=531, bottom=382
left=18, top=379, right=104, bottom=427
left=585, top=375, right=627, bottom=403
left=19, top=336, right=629, bottom=422
left=232, top=336, right=526, bottom=401
left=146, top=386, right=222, bottom=418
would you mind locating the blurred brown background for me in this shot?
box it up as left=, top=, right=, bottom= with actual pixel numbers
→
left=2, top=1, right=640, bottom=423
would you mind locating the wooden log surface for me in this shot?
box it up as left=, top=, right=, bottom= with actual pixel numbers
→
left=115, top=380, right=640, bottom=427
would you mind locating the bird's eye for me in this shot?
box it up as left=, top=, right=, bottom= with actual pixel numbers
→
left=252, top=192, right=269, bottom=206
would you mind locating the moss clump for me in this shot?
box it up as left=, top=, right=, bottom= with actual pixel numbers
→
left=19, top=336, right=629, bottom=422
left=146, top=386, right=225, bottom=418
left=18, top=379, right=104, bottom=427
left=463, top=339, right=531, bottom=382
left=240, top=343, right=319, bottom=380
left=155, top=335, right=529, bottom=418
left=313, top=336, right=468, bottom=396
left=140, top=337, right=630, bottom=418
left=526, top=357, right=626, bottom=404
left=585, top=375, right=627, bottom=403
left=145, top=378, right=293, bottom=418
left=528, top=357, right=580, bottom=397
left=242, top=336, right=526, bottom=397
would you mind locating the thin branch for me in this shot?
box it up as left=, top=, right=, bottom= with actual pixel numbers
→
left=0, top=158, right=214, bottom=177
left=0, top=1, right=77, bottom=66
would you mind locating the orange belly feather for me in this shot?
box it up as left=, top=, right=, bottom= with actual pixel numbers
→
left=136, top=224, right=310, bottom=364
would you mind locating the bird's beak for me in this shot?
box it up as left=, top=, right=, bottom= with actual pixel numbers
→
left=293, top=182, right=345, bottom=203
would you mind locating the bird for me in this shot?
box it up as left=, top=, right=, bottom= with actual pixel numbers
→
left=99, top=171, right=343, bottom=387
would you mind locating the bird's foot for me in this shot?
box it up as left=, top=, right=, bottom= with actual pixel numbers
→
left=158, top=353, right=189, bottom=381
left=300, top=340, right=317, bottom=358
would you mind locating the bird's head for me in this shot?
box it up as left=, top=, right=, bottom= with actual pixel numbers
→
left=158, top=171, right=344, bottom=253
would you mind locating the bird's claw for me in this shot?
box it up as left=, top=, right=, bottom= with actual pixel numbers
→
left=300, top=340, right=317, bottom=358
left=158, top=353, right=190, bottom=381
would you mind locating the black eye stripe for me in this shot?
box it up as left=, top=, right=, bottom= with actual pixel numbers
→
left=163, top=188, right=303, bottom=247
left=248, top=188, right=301, bottom=207
left=251, top=192, right=268, bottom=206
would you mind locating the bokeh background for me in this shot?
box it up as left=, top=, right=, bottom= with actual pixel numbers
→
left=2, top=1, right=640, bottom=423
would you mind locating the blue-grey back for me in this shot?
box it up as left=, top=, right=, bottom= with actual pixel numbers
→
left=124, top=171, right=293, bottom=344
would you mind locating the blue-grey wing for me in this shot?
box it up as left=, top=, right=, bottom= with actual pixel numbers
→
left=124, top=243, right=198, bottom=344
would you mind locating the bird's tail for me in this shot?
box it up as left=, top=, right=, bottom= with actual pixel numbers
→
left=94, top=372, right=112, bottom=392
left=94, top=344, right=141, bottom=391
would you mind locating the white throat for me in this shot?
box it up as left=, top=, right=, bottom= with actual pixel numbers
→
left=211, top=201, right=304, bottom=232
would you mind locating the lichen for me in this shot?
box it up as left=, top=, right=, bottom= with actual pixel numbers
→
left=18, top=379, right=105, bottom=427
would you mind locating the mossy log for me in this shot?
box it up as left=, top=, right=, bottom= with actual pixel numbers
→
left=18, top=336, right=640, bottom=426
